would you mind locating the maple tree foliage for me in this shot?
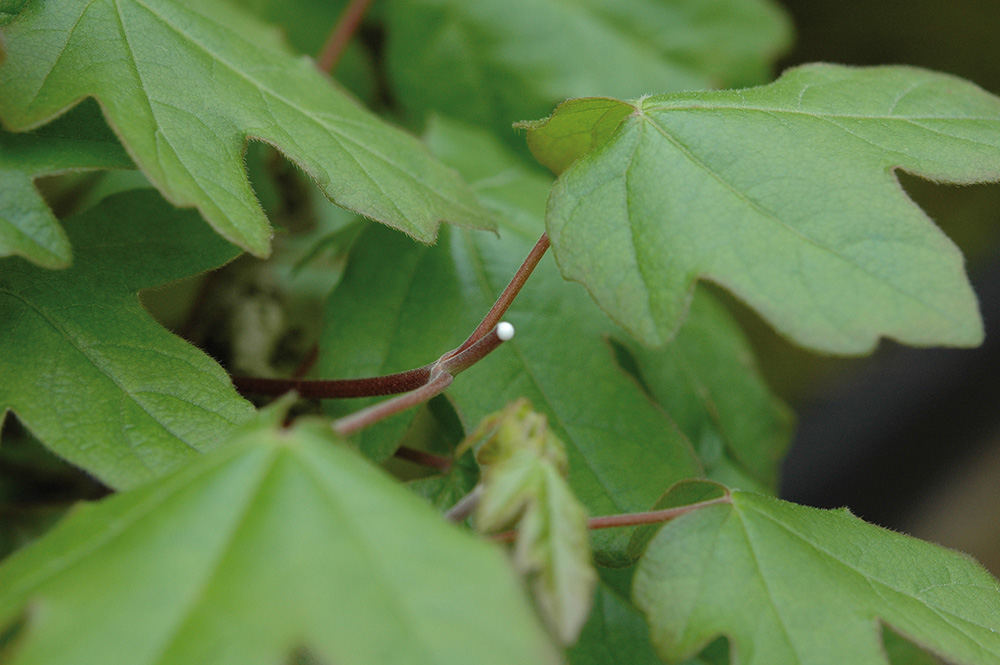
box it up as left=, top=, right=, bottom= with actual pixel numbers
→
left=1, top=1, right=1000, bottom=664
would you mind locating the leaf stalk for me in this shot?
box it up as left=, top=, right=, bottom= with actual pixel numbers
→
left=317, top=0, right=376, bottom=73
left=489, top=494, right=732, bottom=542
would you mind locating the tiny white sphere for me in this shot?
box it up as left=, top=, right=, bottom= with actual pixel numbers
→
left=497, top=321, right=515, bottom=341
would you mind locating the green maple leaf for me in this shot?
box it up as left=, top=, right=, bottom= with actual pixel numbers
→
left=524, top=64, right=1000, bottom=353
left=386, top=0, right=791, bottom=138
left=0, top=190, right=254, bottom=490
left=321, top=117, right=789, bottom=558
left=0, top=0, right=492, bottom=257
left=633, top=491, right=1000, bottom=665
left=0, top=403, right=560, bottom=665
left=0, top=101, right=133, bottom=268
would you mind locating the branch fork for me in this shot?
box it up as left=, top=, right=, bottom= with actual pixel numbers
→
left=232, top=234, right=550, bottom=439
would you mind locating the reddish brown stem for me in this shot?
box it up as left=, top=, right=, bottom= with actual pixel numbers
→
left=489, top=495, right=731, bottom=543
left=393, top=446, right=453, bottom=472
left=439, top=324, right=512, bottom=374
left=316, top=0, right=375, bottom=74
left=451, top=233, right=549, bottom=356
left=233, top=232, right=548, bottom=401
left=333, top=371, right=454, bottom=437
left=331, top=322, right=513, bottom=436
left=232, top=365, right=432, bottom=399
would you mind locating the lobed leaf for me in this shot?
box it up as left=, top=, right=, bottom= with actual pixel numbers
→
left=634, top=491, right=1000, bottom=665
left=529, top=64, right=1000, bottom=353
left=387, top=0, right=791, bottom=138
left=0, top=0, right=492, bottom=256
left=0, top=102, right=133, bottom=268
left=0, top=403, right=560, bottom=665
left=0, top=190, right=254, bottom=489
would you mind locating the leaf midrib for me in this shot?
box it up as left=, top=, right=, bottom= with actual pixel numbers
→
left=0, top=287, right=229, bottom=453
left=738, top=499, right=1000, bottom=660
left=632, top=113, right=967, bottom=331
left=641, top=100, right=1000, bottom=124
left=126, top=0, right=482, bottom=222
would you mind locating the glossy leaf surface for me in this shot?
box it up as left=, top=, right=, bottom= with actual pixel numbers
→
left=0, top=0, right=491, bottom=255
left=0, top=190, right=254, bottom=489
left=0, top=405, right=560, bottom=665
left=530, top=64, right=1000, bottom=353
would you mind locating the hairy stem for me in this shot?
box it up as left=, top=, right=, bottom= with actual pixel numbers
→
left=330, top=323, right=514, bottom=436
left=232, top=233, right=548, bottom=400
left=333, top=371, right=454, bottom=437
left=451, top=233, right=549, bottom=356
left=317, top=0, right=375, bottom=74
left=438, top=323, right=514, bottom=374
left=232, top=365, right=432, bottom=399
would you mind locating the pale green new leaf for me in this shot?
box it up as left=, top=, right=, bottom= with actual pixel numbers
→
left=530, top=64, right=1000, bottom=353
left=0, top=0, right=492, bottom=256
left=472, top=400, right=597, bottom=644
left=0, top=102, right=132, bottom=268
left=634, top=491, right=1000, bottom=665
left=0, top=404, right=560, bottom=665
left=0, top=190, right=254, bottom=490
left=319, top=117, right=701, bottom=560
left=387, top=0, right=791, bottom=138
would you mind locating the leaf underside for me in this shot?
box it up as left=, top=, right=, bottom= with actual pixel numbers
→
left=634, top=492, right=1000, bottom=665
left=0, top=406, right=559, bottom=665
left=0, top=0, right=492, bottom=256
left=530, top=64, right=1000, bottom=354
left=0, top=190, right=254, bottom=490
